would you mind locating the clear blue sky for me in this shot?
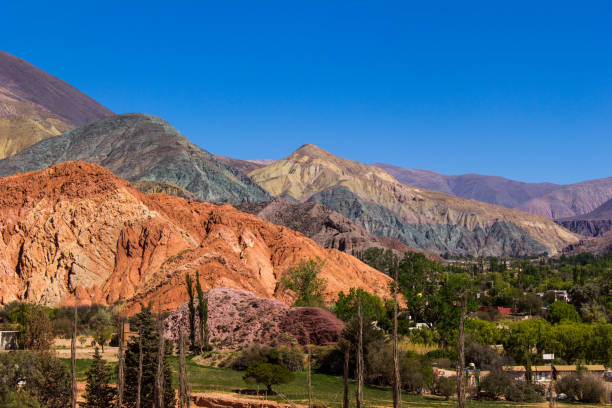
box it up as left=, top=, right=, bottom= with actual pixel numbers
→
left=2, top=1, right=611, bottom=184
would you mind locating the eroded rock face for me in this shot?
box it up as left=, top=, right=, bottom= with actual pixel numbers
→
left=236, top=198, right=416, bottom=256
left=0, top=162, right=391, bottom=309
left=249, top=145, right=579, bottom=257
left=556, top=197, right=612, bottom=237
left=164, top=288, right=345, bottom=348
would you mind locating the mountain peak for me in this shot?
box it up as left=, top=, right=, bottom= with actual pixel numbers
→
left=292, top=143, right=335, bottom=159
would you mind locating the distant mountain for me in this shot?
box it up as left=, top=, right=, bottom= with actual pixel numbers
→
left=373, top=162, right=612, bottom=219
left=556, top=197, right=612, bottom=237
left=249, top=144, right=578, bottom=257
left=0, top=113, right=271, bottom=204
left=373, top=163, right=560, bottom=209
left=0, top=50, right=112, bottom=158
left=0, top=162, right=390, bottom=308
left=236, top=198, right=419, bottom=256
left=213, top=154, right=266, bottom=174
left=518, top=178, right=612, bottom=219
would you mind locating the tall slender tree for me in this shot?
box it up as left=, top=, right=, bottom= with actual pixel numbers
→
left=195, top=272, right=209, bottom=351
left=456, top=293, right=467, bottom=408
left=155, top=302, right=166, bottom=408
left=136, top=329, right=143, bottom=408
left=178, top=330, right=191, bottom=408
left=342, top=340, right=350, bottom=408
left=356, top=296, right=364, bottom=408
left=117, top=318, right=125, bottom=408
left=392, top=266, right=402, bottom=408
left=185, top=274, right=196, bottom=351
left=71, top=303, right=77, bottom=408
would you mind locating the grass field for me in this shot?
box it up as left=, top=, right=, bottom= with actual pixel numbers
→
left=60, top=357, right=604, bottom=408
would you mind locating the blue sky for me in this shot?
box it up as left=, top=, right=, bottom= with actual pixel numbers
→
left=2, top=1, right=611, bottom=184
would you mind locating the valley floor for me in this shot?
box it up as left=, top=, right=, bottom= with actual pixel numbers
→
left=61, top=357, right=608, bottom=408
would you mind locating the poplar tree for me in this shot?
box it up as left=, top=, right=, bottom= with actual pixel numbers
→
left=195, top=272, right=209, bottom=351
left=185, top=274, right=196, bottom=351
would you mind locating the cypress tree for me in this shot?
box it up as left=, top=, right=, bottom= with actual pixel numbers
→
left=185, top=274, right=196, bottom=351
left=82, top=348, right=116, bottom=408
left=124, top=303, right=175, bottom=408
left=195, top=272, right=209, bottom=351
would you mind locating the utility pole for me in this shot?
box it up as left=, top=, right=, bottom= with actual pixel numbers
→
left=392, top=265, right=402, bottom=408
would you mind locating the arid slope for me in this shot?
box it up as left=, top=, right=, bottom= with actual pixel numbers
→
left=249, top=144, right=579, bottom=256
left=0, top=50, right=112, bottom=158
left=0, top=162, right=391, bottom=309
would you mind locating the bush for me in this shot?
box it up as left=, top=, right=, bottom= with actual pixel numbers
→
left=556, top=373, right=606, bottom=403
left=479, top=369, right=543, bottom=402
left=225, top=344, right=304, bottom=372
left=0, top=351, right=71, bottom=408
left=434, top=376, right=456, bottom=400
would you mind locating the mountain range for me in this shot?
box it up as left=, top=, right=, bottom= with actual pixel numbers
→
left=248, top=144, right=578, bottom=256
left=1, top=48, right=611, bottom=298
left=0, top=113, right=271, bottom=204
left=0, top=50, right=112, bottom=159
left=373, top=162, right=612, bottom=220
left=0, top=161, right=391, bottom=308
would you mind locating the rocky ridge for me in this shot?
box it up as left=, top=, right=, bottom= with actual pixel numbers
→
left=249, top=144, right=579, bottom=256
left=0, top=113, right=271, bottom=204
left=0, top=161, right=391, bottom=309
left=0, top=51, right=112, bottom=158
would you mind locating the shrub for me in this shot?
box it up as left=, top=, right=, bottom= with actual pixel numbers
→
left=556, top=373, right=606, bottom=403
left=479, top=370, right=543, bottom=402
left=434, top=376, right=456, bottom=400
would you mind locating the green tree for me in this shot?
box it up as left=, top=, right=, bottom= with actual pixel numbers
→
left=334, top=288, right=387, bottom=325
left=282, top=258, right=327, bottom=307
left=124, top=304, right=175, bottom=408
left=90, top=309, right=114, bottom=352
left=82, top=348, right=116, bottom=408
left=242, top=363, right=295, bottom=394
left=185, top=273, right=196, bottom=351
left=546, top=301, right=580, bottom=324
left=397, top=253, right=443, bottom=328
left=15, top=304, right=54, bottom=352
left=195, top=272, right=209, bottom=351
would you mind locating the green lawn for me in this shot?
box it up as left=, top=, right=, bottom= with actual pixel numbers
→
left=60, top=357, right=602, bottom=408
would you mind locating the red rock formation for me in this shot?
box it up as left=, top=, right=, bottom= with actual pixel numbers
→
left=0, top=162, right=391, bottom=310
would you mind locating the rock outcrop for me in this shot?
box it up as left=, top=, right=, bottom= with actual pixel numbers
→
left=249, top=144, right=579, bottom=257
left=236, top=198, right=415, bottom=255
left=0, top=51, right=112, bottom=159
left=556, top=197, right=612, bottom=237
left=0, top=113, right=271, bottom=204
left=0, top=162, right=391, bottom=309
left=164, top=288, right=345, bottom=349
